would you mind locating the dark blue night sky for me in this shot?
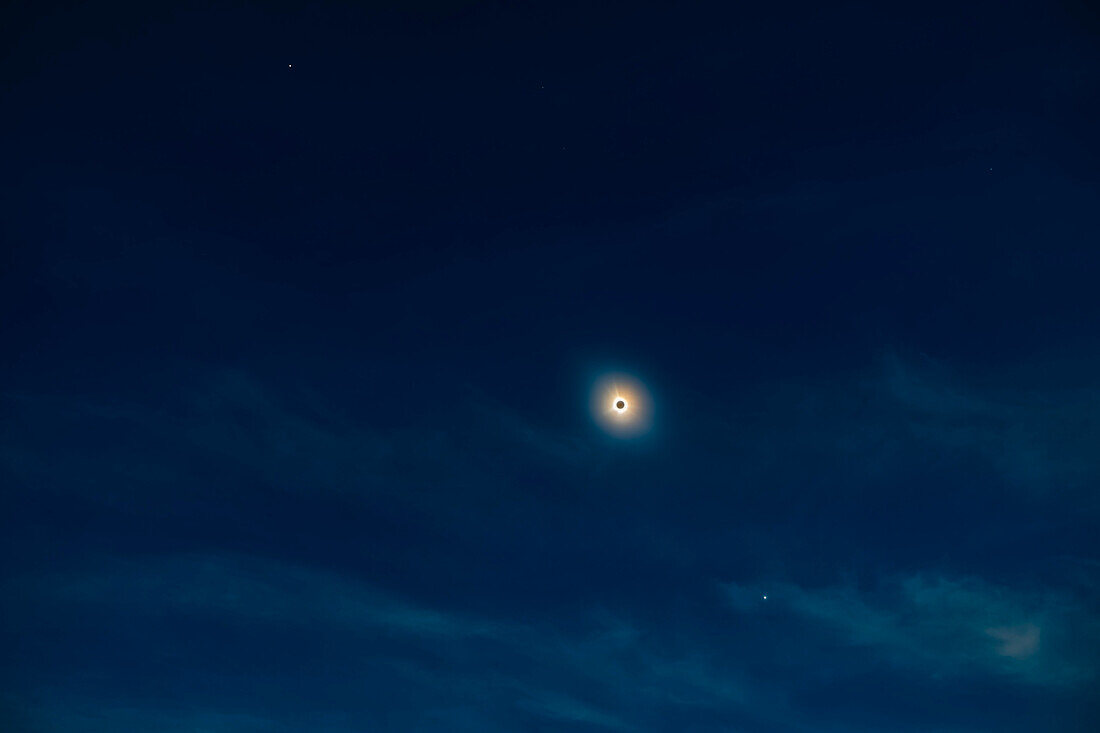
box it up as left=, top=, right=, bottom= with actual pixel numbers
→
left=3, top=1, right=1100, bottom=731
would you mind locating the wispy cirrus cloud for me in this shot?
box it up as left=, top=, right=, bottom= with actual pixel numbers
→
left=722, top=572, right=1098, bottom=688
left=878, top=354, right=1100, bottom=491
left=0, top=367, right=585, bottom=502
left=6, top=552, right=764, bottom=732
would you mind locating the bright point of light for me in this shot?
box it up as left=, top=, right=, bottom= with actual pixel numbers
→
left=762, top=595, right=767, bottom=600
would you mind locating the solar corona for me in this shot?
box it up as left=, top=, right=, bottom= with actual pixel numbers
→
left=591, top=373, right=652, bottom=438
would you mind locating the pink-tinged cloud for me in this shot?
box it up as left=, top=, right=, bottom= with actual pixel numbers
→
left=986, top=624, right=1040, bottom=660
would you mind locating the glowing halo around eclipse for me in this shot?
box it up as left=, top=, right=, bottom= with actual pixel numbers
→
left=590, top=373, right=652, bottom=438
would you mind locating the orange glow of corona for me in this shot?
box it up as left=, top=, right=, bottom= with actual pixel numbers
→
left=590, top=373, right=652, bottom=438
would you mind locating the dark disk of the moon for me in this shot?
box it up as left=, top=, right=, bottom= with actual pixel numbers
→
left=616, top=400, right=626, bottom=409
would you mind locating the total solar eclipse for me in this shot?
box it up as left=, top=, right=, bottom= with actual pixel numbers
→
left=591, top=373, right=652, bottom=438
